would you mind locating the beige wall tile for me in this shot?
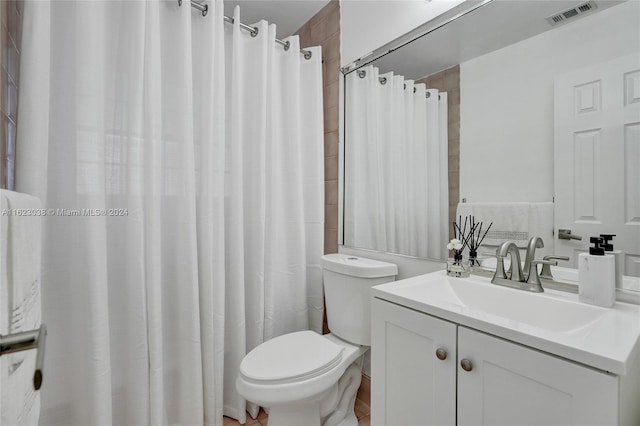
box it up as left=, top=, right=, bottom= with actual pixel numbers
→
left=324, top=131, right=339, bottom=158
left=325, top=11, right=340, bottom=39
left=324, top=155, right=338, bottom=181
left=325, top=203, right=338, bottom=230
left=324, top=105, right=339, bottom=133
left=324, top=82, right=339, bottom=114
left=297, top=23, right=311, bottom=47
left=324, top=228, right=338, bottom=254
left=325, top=178, right=338, bottom=206
left=324, top=57, right=341, bottom=86
left=310, top=17, right=326, bottom=45
left=322, top=33, right=340, bottom=62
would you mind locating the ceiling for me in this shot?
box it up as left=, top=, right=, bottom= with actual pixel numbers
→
left=222, top=0, right=331, bottom=39
left=371, top=0, right=625, bottom=80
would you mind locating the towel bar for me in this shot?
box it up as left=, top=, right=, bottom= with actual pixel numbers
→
left=0, top=325, right=47, bottom=390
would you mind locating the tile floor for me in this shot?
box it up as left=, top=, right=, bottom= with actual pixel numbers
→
left=222, top=401, right=371, bottom=426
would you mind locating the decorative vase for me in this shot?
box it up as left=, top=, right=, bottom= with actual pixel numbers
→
left=447, top=253, right=470, bottom=278
left=468, top=248, right=481, bottom=272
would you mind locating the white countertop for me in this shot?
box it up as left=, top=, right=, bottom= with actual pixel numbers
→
left=372, top=270, right=640, bottom=375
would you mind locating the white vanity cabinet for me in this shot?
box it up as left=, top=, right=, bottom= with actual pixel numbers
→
left=371, top=298, right=621, bottom=426
left=371, top=298, right=457, bottom=426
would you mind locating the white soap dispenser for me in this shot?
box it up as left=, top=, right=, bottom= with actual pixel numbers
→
left=600, top=234, right=624, bottom=290
left=578, top=237, right=615, bottom=308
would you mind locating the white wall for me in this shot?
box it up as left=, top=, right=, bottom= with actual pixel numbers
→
left=459, top=1, right=640, bottom=203
left=340, top=0, right=465, bottom=67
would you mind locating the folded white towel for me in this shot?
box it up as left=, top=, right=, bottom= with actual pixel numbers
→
left=1, top=189, right=42, bottom=426
left=456, top=202, right=530, bottom=247
left=527, top=202, right=555, bottom=258
left=456, top=202, right=555, bottom=257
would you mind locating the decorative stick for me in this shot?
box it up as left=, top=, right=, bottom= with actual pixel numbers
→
left=477, top=222, right=494, bottom=247
left=474, top=223, right=483, bottom=250
left=460, top=222, right=478, bottom=251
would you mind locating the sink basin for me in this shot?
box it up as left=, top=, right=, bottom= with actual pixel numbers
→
left=438, top=275, right=605, bottom=333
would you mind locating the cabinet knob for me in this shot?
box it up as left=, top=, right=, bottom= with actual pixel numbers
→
left=435, top=348, right=447, bottom=360
left=460, top=358, right=473, bottom=372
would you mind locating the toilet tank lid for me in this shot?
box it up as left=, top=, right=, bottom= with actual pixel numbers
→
left=321, top=254, right=398, bottom=278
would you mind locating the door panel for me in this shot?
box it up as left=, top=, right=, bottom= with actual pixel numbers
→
left=554, top=54, right=640, bottom=275
left=371, top=298, right=456, bottom=426
left=457, top=327, right=618, bottom=426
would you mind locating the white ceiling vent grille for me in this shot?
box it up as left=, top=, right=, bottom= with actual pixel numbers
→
left=546, top=1, right=598, bottom=26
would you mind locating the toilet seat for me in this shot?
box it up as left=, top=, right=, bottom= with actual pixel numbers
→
left=239, top=331, right=344, bottom=384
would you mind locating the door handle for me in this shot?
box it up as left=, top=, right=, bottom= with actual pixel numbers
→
left=0, top=325, right=47, bottom=390
left=558, top=229, right=582, bottom=241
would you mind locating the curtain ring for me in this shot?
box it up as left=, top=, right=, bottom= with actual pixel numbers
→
left=178, top=0, right=182, bottom=6
left=284, top=41, right=290, bottom=51
left=413, top=87, right=417, bottom=94
left=202, top=4, right=208, bottom=16
left=379, top=77, right=387, bottom=85
left=304, top=50, right=312, bottom=60
left=426, top=91, right=431, bottom=98
left=357, top=70, right=366, bottom=78
left=250, top=27, right=259, bottom=37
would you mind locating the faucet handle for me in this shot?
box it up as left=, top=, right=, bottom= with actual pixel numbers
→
left=493, top=254, right=508, bottom=279
left=527, top=260, right=557, bottom=291
left=540, top=255, right=569, bottom=279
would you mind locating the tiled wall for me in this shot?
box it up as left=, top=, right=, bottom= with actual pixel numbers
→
left=416, top=65, right=460, bottom=240
left=295, top=0, right=340, bottom=255
left=0, top=0, right=23, bottom=190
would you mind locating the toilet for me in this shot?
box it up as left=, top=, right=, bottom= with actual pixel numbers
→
left=236, top=253, right=398, bottom=426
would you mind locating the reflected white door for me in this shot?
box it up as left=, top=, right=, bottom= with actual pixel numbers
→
left=554, top=54, right=640, bottom=276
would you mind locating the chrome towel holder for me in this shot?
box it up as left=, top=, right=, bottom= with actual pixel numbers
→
left=0, top=325, right=47, bottom=390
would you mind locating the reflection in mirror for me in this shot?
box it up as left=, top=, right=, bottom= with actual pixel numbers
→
left=342, top=0, right=640, bottom=290
left=344, top=68, right=449, bottom=260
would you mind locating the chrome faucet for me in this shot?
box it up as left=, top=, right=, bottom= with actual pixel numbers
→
left=494, top=241, right=524, bottom=283
left=491, top=237, right=556, bottom=293
left=523, top=236, right=544, bottom=280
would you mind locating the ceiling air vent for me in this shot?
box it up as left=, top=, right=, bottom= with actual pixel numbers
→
left=546, top=1, right=598, bottom=26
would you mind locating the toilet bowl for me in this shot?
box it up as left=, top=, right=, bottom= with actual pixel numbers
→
left=236, top=254, right=397, bottom=426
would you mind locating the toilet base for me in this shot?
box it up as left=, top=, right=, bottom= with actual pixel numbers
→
left=264, top=362, right=362, bottom=426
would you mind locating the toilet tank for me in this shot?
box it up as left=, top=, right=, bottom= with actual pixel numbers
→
left=321, top=254, right=397, bottom=346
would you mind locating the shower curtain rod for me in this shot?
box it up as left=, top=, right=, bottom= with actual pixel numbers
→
left=179, top=0, right=313, bottom=60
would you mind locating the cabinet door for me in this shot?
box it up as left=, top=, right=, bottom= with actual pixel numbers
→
left=371, top=298, right=457, bottom=426
left=457, top=327, right=618, bottom=426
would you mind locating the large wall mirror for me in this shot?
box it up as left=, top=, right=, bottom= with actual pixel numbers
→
left=342, top=0, right=640, bottom=291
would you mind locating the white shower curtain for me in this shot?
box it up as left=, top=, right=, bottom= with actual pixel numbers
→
left=222, top=6, right=325, bottom=423
left=344, top=66, right=448, bottom=260
left=15, top=1, right=323, bottom=425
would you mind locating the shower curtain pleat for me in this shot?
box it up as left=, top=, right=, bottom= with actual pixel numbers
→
left=344, top=65, right=448, bottom=260
left=191, top=0, right=227, bottom=424
left=224, top=8, right=324, bottom=422
left=15, top=1, right=324, bottom=425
